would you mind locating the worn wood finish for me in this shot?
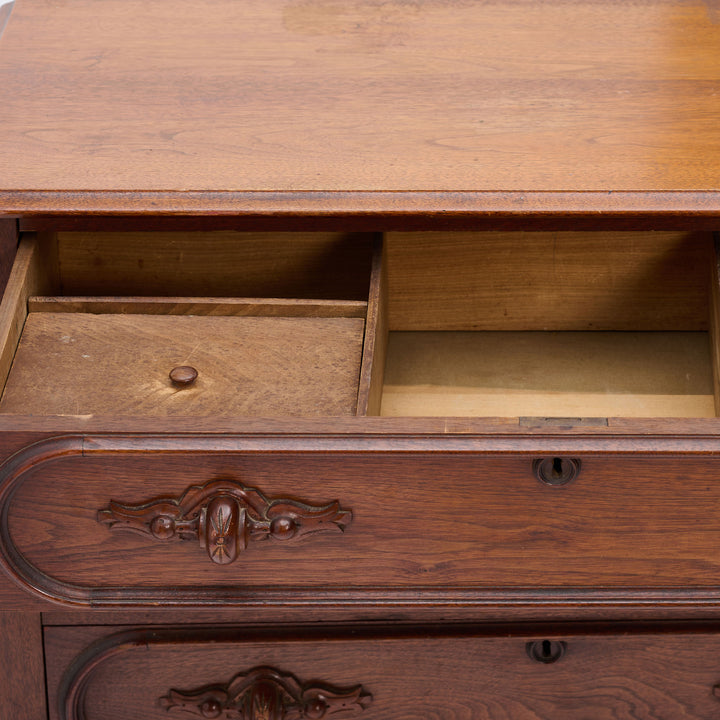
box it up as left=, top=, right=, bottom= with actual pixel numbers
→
left=0, top=612, right=46, bottom=719
left=0, top=313, right=364, bottom=417
left=27, top=297, right=368, bottom=318
left=6, top=437, right=720, bottom=605
left=45, top=624, right=720, bottom=720
left=385, top=231, right=714, bottom=331
left=56, top=232, right=373, bottom=300
left=1, top=0, right=720, bottom=220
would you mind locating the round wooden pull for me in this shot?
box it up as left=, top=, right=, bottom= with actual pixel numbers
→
left=199, top=496, right=248, bottom=565
left=169, top=365, right=198, bottom=388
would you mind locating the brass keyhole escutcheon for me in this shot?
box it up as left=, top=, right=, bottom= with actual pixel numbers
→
left=533, top=457, right=580, bottom=486
left=526, top=640, right=566, bottom=664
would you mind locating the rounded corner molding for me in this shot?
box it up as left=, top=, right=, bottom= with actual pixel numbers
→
left=59, top=628, right=372, bottom=720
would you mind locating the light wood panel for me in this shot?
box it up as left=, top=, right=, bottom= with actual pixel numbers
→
left=381, top=331, right=715, bottom=418
left=0, top=233, right=57, bottom=395
left=386, top=231, right=713, bottom=331
left=0, top=313, right=365, bottom=417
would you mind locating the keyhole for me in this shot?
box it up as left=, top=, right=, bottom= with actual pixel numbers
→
left=533, top=457, right=580, bottom=486
left=526, top=640, right=566, bottom=664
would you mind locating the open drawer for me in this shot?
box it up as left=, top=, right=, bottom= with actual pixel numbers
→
left=0, top=229, right=718, bottom=423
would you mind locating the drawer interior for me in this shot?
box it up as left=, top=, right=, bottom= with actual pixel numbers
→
left=0, top=229, right=718, bottom=420
left=378, top=231, right=719, bottom=419
left=0, top=232, right=378, bottom=417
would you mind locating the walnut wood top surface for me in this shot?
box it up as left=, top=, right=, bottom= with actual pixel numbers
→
left=1, top=0, right=719, bottom=217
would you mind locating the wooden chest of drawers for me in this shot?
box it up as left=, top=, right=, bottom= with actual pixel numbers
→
left=2, top=0, right=720, bottom=717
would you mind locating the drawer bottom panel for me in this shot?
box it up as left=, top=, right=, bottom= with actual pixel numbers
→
left=47, top=624, right=720, bottom=720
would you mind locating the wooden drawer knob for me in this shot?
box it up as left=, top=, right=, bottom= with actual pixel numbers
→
left=169, top=365, right=198, bottom=387
left=98, top=479, right=352, bottom=565
left=159, top=666, right=372, bottom=719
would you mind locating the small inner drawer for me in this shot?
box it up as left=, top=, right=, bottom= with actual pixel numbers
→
left=0, top=231, right=378, bottom=417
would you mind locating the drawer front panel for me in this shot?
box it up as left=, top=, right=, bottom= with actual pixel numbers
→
left=47, top=625, right=720, bottom=720
left=4, top=434, right=720, bottom=604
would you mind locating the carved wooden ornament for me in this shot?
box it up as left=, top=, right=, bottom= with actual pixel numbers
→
left=159, top=665, right=372, bottom=719
left=97, top=479, right=351, bottom=565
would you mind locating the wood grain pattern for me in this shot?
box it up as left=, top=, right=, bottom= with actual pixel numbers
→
left=46, top=624, right=720, bottom=720
left=1, top=0, right=720, bottom=220
left=27, top=297, right=368, bottom=318
left=55, top=232, right=373, bottom=300
left=356, top=236, right=387, bottom=416
left=0, top=313, right=364, bottom=417
left=7, top=437, right=720, bottom=605
left=0, top=612, right=46, bottom=719
left=385, top=231, right=714, bottom=331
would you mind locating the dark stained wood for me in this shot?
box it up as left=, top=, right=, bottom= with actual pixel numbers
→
left=98, top=478, right=351, bottom=566
left=45, top=623, right=720, bottom=720
left=159, top=665, right=371, bottom=718
left=6, top=435, right=720, bottom=605
left=0, top=612, right=46, bottom=719
left=168, top=366, right=198, bottom=389
left=1, top=1, right=720, bottom=219
left=16, top=211, right=720, bottom=233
